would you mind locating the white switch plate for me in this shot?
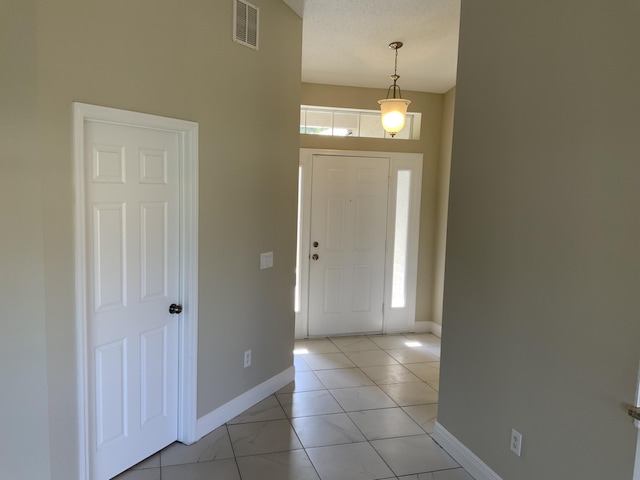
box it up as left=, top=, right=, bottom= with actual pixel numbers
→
left=510, top=428, right=522, bottom=456
left=244, top=350, right=252, bottom=368
left=260, top=251, right=273, bottom=269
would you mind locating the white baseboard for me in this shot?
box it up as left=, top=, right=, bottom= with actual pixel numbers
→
left=412, top=321, right=431, bottom=333
left=412, top=321, right=442, bottom=337
left=429, top=321, right=442, bottom=337
left=433, top=422, right=503, bottom=480
left=194, top=366, right=295, bottom=442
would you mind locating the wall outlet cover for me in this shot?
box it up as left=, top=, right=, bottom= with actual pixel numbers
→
left=510, top=428, right=522, bottom=456
left=260, top=252, right=273, bottom=270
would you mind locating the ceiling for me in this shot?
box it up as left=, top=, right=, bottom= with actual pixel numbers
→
left=283, top=0, right=461, bottom=94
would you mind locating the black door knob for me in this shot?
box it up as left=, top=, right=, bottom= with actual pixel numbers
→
left=169, top=304, right=182, bottom=314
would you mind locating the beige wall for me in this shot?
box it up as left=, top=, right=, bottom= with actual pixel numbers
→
left=1, top=1, right=302, bottom=478
left=431, top=87, right=456, bottom=326
left=439, top=1, right=640, bottom=479
left=0, top=2, right=52, bottom=479
left=301, top=83, right=449, bottom=329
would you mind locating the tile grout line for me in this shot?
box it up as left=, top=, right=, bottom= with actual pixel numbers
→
left=307, top=335, right=439, bottom=479
left=273, top=389, right=324, bottom=480
left=223, top=423, right=245, bottom=480
left=122, top=333, right=446, bottom=480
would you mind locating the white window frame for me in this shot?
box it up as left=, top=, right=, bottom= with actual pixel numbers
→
left=300, top=105, right=422, bottom=140
left=383, top=155, right=423, bottom=333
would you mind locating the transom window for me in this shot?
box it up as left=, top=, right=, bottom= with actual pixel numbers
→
left=300, top=105, right=421, bottom=140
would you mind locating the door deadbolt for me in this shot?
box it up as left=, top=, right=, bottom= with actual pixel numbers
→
left=313, top=241, right=319, bottom=248
left=169, top=303, right=182, bottom=314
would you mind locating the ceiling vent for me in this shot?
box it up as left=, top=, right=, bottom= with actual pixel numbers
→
left=234, top=0, right=259, bottom=50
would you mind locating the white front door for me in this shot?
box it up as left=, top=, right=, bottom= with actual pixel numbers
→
left=308, top=155, right=390, bottom=336
left=84, top=120, right=180, bottom=479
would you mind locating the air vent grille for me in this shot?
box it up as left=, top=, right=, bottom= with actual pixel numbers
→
left=234, top=0, right=259, bottom=50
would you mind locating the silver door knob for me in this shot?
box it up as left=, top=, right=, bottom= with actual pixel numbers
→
left=169, top=304, right=182, bottom=314
left=312, top=254, right=319, bottom=260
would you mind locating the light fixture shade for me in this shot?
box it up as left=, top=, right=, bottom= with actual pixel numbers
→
left=378, top=98, right=411, bottom=136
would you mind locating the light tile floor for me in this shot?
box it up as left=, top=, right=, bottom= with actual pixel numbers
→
left=114, top=333, right=475, bottom=480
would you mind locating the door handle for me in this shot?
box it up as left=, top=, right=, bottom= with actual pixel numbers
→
left=169, top=303, right=182, bottom=314
left=312, top=254, right=319, bottom=261
left=629, top=405, right=640, bottom=421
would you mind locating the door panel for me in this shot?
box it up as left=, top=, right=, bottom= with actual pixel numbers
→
left=141, top=202, right=168, bottom=300
left=308, top=155, right=389, bottom=336
left=95, top=339, right=127, bottom=447
left=93, top=203, right=126, bottom=310
left=140, top=325, right=168, bottom=424
left=85, top=121, right=180, bottom=480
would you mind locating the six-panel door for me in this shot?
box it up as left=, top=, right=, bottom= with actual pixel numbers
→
left=308, top=155, right=390, bottom=336
left=85, top=121, right=180, bottom=480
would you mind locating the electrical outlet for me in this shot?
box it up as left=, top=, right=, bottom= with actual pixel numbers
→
left=260, top=252, right=273, bottom=270
left=510, top=428, right=522, bottom=456
left=244, top=349, right=252, bottom=368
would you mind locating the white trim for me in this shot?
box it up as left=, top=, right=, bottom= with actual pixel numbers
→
left=412, top=320, right=442, bottom=337
left=176, top=113, right=200, bottom=445
left=73, top=104, right=91, bottom=480
left=300, top=105, right=422, bottom=140
left=383, top=154, right=423, bottom=334
left=634, top=362, right=640, bottom=479
left=295, top=148, right=422, bottom=339
left=194, top=367, right=295, bottom=441
left=294, top=158, right=312, bottom=339
left=634, top=429, right=640, bottom=480
left=635, top=360, right=640, bottom=430
left=430, top=322, right=442, bottom=337
left=433, top=422, right=503, bottom=480
left=73, top=103, right=199, bottom=478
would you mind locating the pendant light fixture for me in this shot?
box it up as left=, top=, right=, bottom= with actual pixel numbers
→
left=378, top=41, right=411, bottom=137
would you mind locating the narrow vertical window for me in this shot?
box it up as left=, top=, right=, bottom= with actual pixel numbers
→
left=295, top=166, right=303, bottom=312
left=391, top=170, right=411, bottom=308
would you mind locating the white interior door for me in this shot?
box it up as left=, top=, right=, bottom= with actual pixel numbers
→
left=84, top=120, right=180, bottom=479
left=308, top=155, right=390, bottom=336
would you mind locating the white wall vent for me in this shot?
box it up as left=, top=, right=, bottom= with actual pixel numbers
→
left=234, top=0, right=259, bottom=50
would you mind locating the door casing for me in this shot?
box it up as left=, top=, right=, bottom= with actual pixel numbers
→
left=73, top=103, right=199, bottom=479
left=634, top=362, right=640, bottom=480
left=296, top=148, right=423, bottom=338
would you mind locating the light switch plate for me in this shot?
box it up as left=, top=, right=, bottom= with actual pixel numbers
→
left=260, top=251, right=273, bottom=269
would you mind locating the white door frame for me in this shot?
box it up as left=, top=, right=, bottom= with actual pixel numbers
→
left=73, top=103, right=199, bottom=479
left=296, top=148, right=422, bottom=338
left=633, top=361, right=640, bottom=480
